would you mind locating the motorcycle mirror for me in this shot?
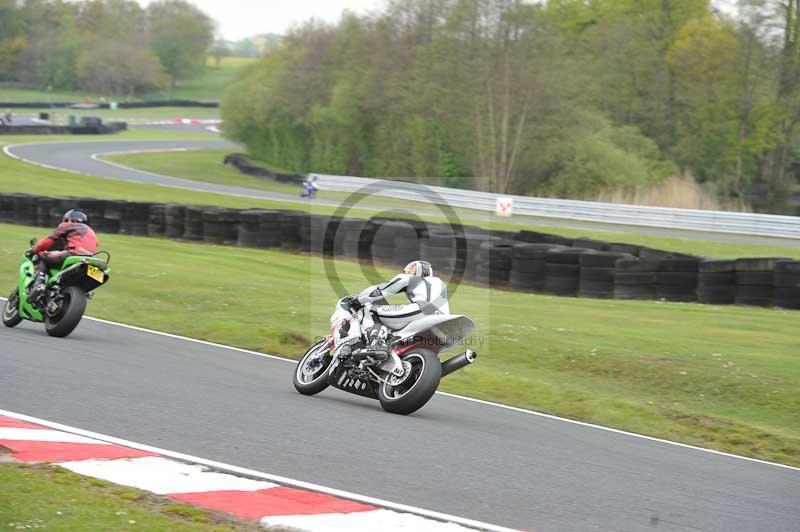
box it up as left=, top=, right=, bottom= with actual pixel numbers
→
left=29, top=237, right=37, bottom=246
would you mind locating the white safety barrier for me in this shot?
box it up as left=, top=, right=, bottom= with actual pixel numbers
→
left=311, top=173, right=800, bottom=239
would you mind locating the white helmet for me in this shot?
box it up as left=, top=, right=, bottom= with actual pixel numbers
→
left=404, top=260, right=433, bottom=278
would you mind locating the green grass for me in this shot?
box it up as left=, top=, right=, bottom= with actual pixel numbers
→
left=0, top=462, right=260, bottom=531
left=0, top=56, right=256, bottom=104
left=1, top=222, right=798, bottom=466
left=0, top=129, right=217, bottom=146
left=103, top=148, right=335, bottom=198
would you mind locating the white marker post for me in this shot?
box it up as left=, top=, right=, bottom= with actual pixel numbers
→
left=496, top=196, right=513, bottom=217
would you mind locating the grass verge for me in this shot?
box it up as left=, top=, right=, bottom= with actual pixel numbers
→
left=0, top=56, right=255, bottom=104
left=1, top=222, right=798, bottom=466
left=0, top=461, right=261, bottom=531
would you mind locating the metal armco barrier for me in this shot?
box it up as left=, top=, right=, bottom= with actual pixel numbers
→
left=311, top=174, right=800, bottom=240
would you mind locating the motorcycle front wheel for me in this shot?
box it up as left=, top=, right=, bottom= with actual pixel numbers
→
left=378, top=348, right=441, bottom=415
left=2, top=288, right=22, bottom=328
left=293, top=339, right=333, bottom=396
left=45, top=286, right=87, bottom=338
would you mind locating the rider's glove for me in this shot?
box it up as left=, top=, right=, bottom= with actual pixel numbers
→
left=340, top=295, right=362, bottom=312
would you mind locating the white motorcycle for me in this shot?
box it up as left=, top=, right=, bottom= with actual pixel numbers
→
left=293, top=296, right=477, bottom=415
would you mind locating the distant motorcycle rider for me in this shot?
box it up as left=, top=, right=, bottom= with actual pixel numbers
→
left=28, top=209, right=98, bottom=303
left=342, top=260, right=449, bottom=353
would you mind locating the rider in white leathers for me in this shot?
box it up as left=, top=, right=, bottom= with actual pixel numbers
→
left=355, top=260, right=448, bottom=341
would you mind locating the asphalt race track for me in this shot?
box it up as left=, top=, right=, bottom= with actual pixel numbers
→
left=1, top=319, right=798, bottom=532
left=6, top=137, right=800, bottom=247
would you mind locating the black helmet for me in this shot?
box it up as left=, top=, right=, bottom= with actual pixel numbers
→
left=63, top=209, right=89, bottom=224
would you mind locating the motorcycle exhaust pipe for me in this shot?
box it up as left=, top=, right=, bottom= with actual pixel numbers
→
left=441, top=349, right=477, bottom=377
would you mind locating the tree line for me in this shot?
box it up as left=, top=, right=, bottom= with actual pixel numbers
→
left=0, top=0, right=214, bottom=97
left=222, top=0, right=800, bottom=211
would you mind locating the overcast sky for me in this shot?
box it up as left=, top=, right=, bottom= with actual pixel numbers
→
left=137, top=0, right=386, bottom=40
left=133, top=0, right=737, bottom=41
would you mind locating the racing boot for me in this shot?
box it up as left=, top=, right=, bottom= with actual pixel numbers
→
left=28, top=270, right=48, bottom=307
left=362, top=325, right=390, bottom=358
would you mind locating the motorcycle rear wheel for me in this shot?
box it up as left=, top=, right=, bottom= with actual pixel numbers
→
left=378, top=348, right=441, bottom=415
left=293, top=340, right=333, bottom=396
left=2, top=288, right=22, bottom=328
left=45, top=286, right=87, bottom=338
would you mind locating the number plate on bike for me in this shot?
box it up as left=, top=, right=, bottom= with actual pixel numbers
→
left=86, top=265, right=104, bottom=282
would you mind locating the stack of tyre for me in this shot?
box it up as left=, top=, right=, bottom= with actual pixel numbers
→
left=509, top=244, right=563, bottom=291
left=202, top=208, right=240, bottom=245
left=119, top=202, right=152, bottom=236
left=542, top=248, right=595, bottom=296
left=578, top=252, right=632, bottom=298
left=147, top=203, right=167, bottom=236
left=515, top=230, right=573, bottom=247
left=571, top=237, right=608, bottom=251
left=281, top=211, right=308, bottom=251
left=100, top=200, right=127, bottom=235
left=369, top=221, right=407, bottom=266
left=75, top=199, right=109, bottom=233
left=34, top=197, right=56, bottom=227
left=237, top=210, right=276, bottom=248
left=774, top=260, right=800, bottom=309
left=421, top=231, right=460, bottom=279
left=614, top=258, right=658, bottom=300
left=697, top=260, right=736, bottom=304
left=164, top=204, right=186, bottom=239
left=13, top=194, right=37, bottom=226
left=392, top=221, right=423, bottom=267
left=182, top=205, right=206, bottom=240
left=337, top=218, right=370, bottom=260
left=735, top=258, right=787, bottom=307
left=475, top=240, right=514, bottom=287
left=0, top=194, right=17, bottom=223
left=655, top=257, right=701, bottom=302
left=462, top=233, right=499, bottom=281
left=308, top=215, right=342, bottom=256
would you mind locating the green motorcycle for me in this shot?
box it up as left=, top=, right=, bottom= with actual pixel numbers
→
left=2, top=245, right=110, bottom=338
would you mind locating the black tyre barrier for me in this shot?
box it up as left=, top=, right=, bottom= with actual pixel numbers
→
left=544, top=262, right=580, bottom=296
left=698, top=260, right=737, bottom=304
left=164, top=204, right=187, bottom=239
left=580, top=252, right=633, bottom=269
left=147, top=204, right=167, bottom=236
left=572, top=237, right=608, bottom=251
left=736, top=257, right=791, bottom=272
left=119, top=202, right=152, bottom=236
left=183, top=206, right=206, bottom=241
left=516, top=230, right=573, bottom=246
left=775, top=262, right=800, bottom=309
left=3, top=193, right=800, bottom=310
left=223, top=153, right=305, bottom=185
left=579, top=266, right=616, bottom=298
left=734, top=257, right=786, bottom=307
left=578, top=255, right=630, bottom=299
left=614, top=259, right=659, bottom=300
left=35, top=197, right=60, bottom=228
left=280, top=212, right=307, bottom=250
left=607, top=242, right=642, bottom=256
left=202, top=208, right=240, bottom=245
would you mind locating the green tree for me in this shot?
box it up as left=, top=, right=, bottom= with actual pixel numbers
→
left=146, top=0, right=214, bottom=90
